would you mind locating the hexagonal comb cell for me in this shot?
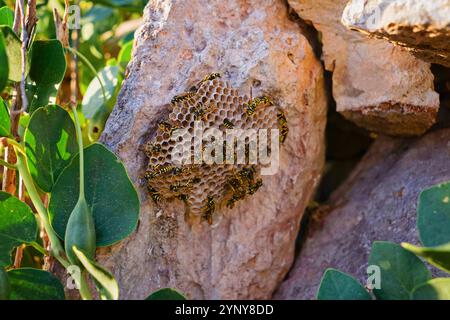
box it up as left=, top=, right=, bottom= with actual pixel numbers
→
left=144, top=73, right=289, bottom=223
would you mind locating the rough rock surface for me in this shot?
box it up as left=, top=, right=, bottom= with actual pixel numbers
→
left=99, top=0, right=327, bottom=299
left=288, top=0, right=440, bottom=136
left=275, top=129, right=450, bottom=300
left=342, top=0, right=450, bottom=68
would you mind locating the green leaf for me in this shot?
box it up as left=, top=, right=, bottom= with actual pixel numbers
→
left=369, top=241, right=431, bottom=300
left=49, top=143, right=140, bottom=246
left=316, top=268, right=372, bottom=300
left=73, top=246, right=119, bottom=300
left=0, top=267, right=10, bottom=300
left=29, top=40, right=66, bottom=86
left=418, top=182, right=450, bottom=247
left=7, top=268, right=65, bottom=300
left=118, top=40, right=133, bottom=69
left=402, top=242, right=450, bottom=274
left=0, top=192, right=37, bottom=267
left=27, top=82, right=59, bottom=114
left=0, top=6, right=14, bottom=28
left=24, top=105, right=78, bottom=192
left=146, top=288, right=187, bottom=300
left=0, top=26, right=22, bottom=82
left=82, top=65, right=119, bottom=120
left=0, top=31, right=8, bottom=92
left=0, top=97, right=10, bottom=137
left=411, top=278, right=450, bottom=300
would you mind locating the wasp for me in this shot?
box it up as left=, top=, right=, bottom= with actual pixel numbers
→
left=248, top=179, right=263, bottom=195
left=228, top=176, right=244, bottom=192
left=177, top=194, right=188, bottom=202
left=145, top=143, right=161, bottom=155
left=226, top=192, right=245, bottom=209
left=239, top=166, right=256, bottom=182
left=277, top=110, right=289, bottom=143
left=144, top=165, right=160, bottom=179
left=223, top=118, right=235, bottom=129
left=158, top=121, right=178, bottom=135
left=171, top=91, right=195, bottom=105
left=245, top=95, right=273, bottom=116
left=193, top=106, right=206, bottom=121
left=189, top=73, right=222, bottom=92
left=202, top=196, right=216, bottom=224
left=199, top=72, right=221, bottom=87
left=147, top=186, right=162, bottom=203
left=158, top=165, right=176, bottom=175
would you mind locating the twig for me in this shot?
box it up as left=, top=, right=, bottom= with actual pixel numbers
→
left=70, top=0, right=79, bottom=106
left=11, top=0, right=29, bottom=115
left=12, top=0, right=20, bottom=33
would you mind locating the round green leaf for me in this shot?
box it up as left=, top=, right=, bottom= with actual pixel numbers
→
left=24, top=105, right=78, bottom=192
left=0, top=26, right=23, bottom=82
left=7, top=268, right=65, bottom=300
left=411, top=278, right=450, bottom=300
left=0, top=6, right=14, bottom=28
left=0, top=97, right=10, bottom=137
left=369, top=241, right=431, bottom=300
left=82, top=65, right=119, bottom=120
left=316, top=268, right=372, bottom=300
left=0, top=192, right=37, bottom=267
left=418, top=182, right=450, bottom=247
left=29, top=40, right=66, bottom=86
left=146, top=288, right=187, bottom=300
left=0, top=31, right=7, bottom=92
left=49, top=143, right=140, bottom=246
left=402, top=242, right=450, bottom=274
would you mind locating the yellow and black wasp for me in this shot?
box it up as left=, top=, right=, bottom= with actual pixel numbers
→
left=193, top=105, right=206, bottom=121
left=189, top=72, right=222, bottom=93
left=171, top=91, right=195, bottom=105
left=158, top=121, right=178, bottom=135
left=248, top=179, right=263, bottom=195
left=145, top=143, right=161, bottom=155
left=245, top=95, right=273, bottom=116
left=239, top=166, right=256, bottom=183
left=202, top=195, right=216, bottom=225
left=147, top=185, right=162, bottom=204
left=277, top=110, right=289, bottom=144
left=223, top=118, right=235, bottom=129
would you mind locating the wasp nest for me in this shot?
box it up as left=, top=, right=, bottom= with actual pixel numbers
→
left=144, top=73, right=288, bottom=223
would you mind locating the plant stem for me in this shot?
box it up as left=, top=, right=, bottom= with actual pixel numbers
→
left=79, top=270, right=93, bottom=300
left=0, top=159, right=17, bottom=170
left=15, top=151, right=70, bottom=269
left=65, top=46, right=107, bottom=103
left=71, top=105, right=85, bottom=198
left=29, top=241, right=46, bottom=256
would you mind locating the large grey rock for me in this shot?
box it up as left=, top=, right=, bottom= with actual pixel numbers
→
left=342, top=0, right=450, bottom=67
left=288, top=0, right=440, bottom=136
left=99, top=0, right=327, bottom=299
left=275, top=129, right=450, bottom=300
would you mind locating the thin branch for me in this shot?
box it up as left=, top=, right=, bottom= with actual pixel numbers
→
left=12, top=0, right=20, bottom=33
left=11, top=0, right=29, bottom=115
left=70, top=0, right=79, bottom=106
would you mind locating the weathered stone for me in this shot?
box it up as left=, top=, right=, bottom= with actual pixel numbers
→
left=342, top=0, right=450, bottom=68
left=288, top=0, right=440, bottom=136
left=274, top=129, right=450, bottom=300
left=99, top=0, right=327, bottom=300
